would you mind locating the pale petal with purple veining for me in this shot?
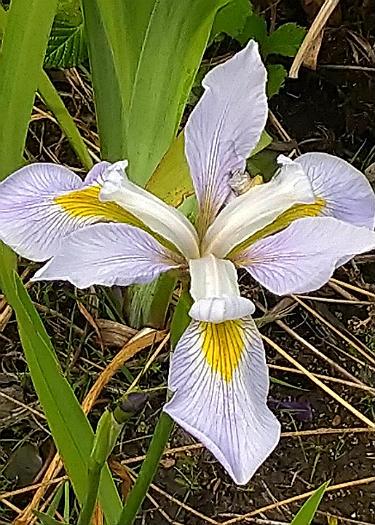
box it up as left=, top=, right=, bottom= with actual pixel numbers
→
left=0, top=163, right=86, bottom=261
left=33, top=223, right=183, bottom=288
left=164, top=316, right=280, bottom=485
left=185, top=40, right=268, bottom=231
left=235, top=216, right=375, bottom=296
left=298, top=152, right=375, bottom=228
left=83, top=160, right=112, bottom=186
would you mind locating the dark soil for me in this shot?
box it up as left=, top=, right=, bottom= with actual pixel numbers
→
left=1, top=1, right=375, bottom=524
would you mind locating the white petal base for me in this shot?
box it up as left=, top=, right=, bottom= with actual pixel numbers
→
left=99, top=161, right=199, bottom=259
left=189, top=255, right=255, bottom=322
left=189, top=296, right=254, bottom=323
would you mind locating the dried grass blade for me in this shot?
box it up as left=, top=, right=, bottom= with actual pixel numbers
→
left=262, top=334, right=375, bottom=429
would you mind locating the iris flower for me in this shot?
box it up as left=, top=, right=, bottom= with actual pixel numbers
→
left=1, top=41, right=375, bottom=484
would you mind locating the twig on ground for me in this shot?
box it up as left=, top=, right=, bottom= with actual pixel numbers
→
left=293, top=295, right=375, bottom=365
left=220, top=477, right=375, bottom=524
left=121, top=427, right=374, bottom=466
left=262, top=334, right=375, bottom=429
left=110, top=460, right=183, bottom=524
left=0, top=476, right=67, bottom=502
left=256, top=300, right=365, bottom=386
left=296, top=295, right=372, bottom=305
left=289, top=0, right=341, bottom=78
left=329, top=278, right=375, bottom=300
left=327, top=280, right=360, bottom=301
left=1, top=498, right=22, bottom=514
left=0, top=391, right=45, bottom=420
left=126, top=333, right=170, bottom=393
left=269, top=364, right=375, bottom=394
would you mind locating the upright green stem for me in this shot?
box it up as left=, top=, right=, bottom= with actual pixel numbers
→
left=77, top=394, right=147, bottom=525
left=126, top=274, right=176, bottom=330
left=117, top=291, right=191, bottom=525
left=77, top=457, right=102, bottom=525
left=117, top=412, right=173, bottom=525
left=147, top=274, right=177, bottom=329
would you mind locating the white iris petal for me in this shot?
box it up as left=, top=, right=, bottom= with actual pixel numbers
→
left=201, top=154, right=315, bottom=258
left=189, top=254, right=255, bottom=323
left=99, top=161, right=200, bottom=260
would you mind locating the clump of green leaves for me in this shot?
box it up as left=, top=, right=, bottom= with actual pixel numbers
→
left=45, top=0, right=305, bottom=94
left=211, top=0, right=306, bottom=97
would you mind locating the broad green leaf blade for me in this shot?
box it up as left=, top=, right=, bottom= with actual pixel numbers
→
left=0, top=3, right=118, bottom=520
left=248, top=149, right=279, bottom=182
left=267, top=63, right=287, bottom=98
left=81, top=0, right=127, bottom=161
left=0, top=5, right=6, bottom=30
left=45, top=18, right=86, bottom=68
left=264, top=23, right=306, bottom=57
left=291, top=481, right=329, bottom=525
left=83, top=0, right=227, bottom=186
left=146, top=133, right=192, bottom=206
left=0, top=0, right=59, bottom=284
left=0, top=0, right=58, bottom=179
left=127, top=274, right=176, bottom=330
left=211, top=0, right=252, bottom=40
left=0, top=5, right=92, bottom=171
left=125, top=0, right=227, bottom=186
left=251, top=130, right=272, bottom=157
left=103, top=0, right=158, bottom=115
left=0, top=259, right=122, bottom=524
left=81, top=0, right=158, bottom=162
left=170, top=291, right=193, bottom=349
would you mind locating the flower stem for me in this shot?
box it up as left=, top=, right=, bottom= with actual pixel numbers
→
left=116, top=412, right=173, bottom=525
left=117, top=292, right=190, bottom=525
left=76, top=458, right=102, bottom=525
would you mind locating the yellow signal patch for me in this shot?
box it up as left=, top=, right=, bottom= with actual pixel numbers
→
left=229, top=197, right=326, bottom=258
left=201, top=319, right=245, bottom=381
left=54, top=185, right=144, bottom=227
left=54, top=185, right=181, bottom=256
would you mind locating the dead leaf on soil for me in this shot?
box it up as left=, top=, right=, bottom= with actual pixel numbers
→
left=108, top=458, right=133, bottom=501
left=96, top=318, right=137, bottom=348
left=4, top=444, right=43, bottom=488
